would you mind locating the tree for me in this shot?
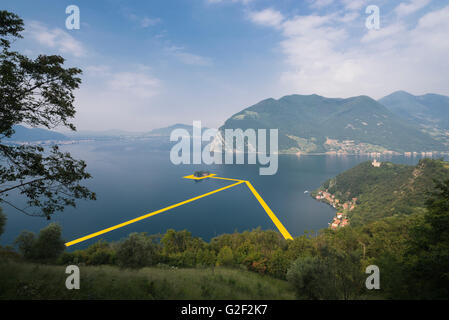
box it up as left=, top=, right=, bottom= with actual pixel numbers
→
left=15, top=223, right=66, bottom=261
left=287, top=255, right=329, bottom=300
left=14, top=230, right=36, bottom=259
left=0, top=11, right=95, bottom=219
left=161, top=229, right=194, bottom=255
left=115, top=233, right=159, bottom=268
left=216, top=246, right=234, bottom=267
left=267, top=248, right=290, bottom=279
left=404, top=179, right=449, bottom=299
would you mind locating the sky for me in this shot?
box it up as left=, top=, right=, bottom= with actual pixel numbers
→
left=2, top=0, right=449, bottom=132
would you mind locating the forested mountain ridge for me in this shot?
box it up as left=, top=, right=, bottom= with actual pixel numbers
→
left=379, top=91, right=449, bottom=134
left=219, top=94, right=446, bottom=154
left=315, top=158, right=449, bottom=225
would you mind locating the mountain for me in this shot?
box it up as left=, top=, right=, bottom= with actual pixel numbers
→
left=379, top=91, right=449, bottom=130
left=145, top=123, right=209, bottom=137
left=65, top=129, right=144, bottom=139
left=5, top=125, right=68, bottom=142
left=315, top=158, right=449, bottom=225
left=219, top=94, right=446, bottom=153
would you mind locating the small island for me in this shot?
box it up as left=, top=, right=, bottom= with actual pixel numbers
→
left=193, top=170, right=211, bottom=178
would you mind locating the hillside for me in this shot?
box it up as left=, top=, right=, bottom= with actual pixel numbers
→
left=315, top=158, right=449, bottom=225
left=5, top=125, right=68, bottom=142
left=379, top=91, right=449, bottom=132
left=0, top=261, right=294, bottom=300
left=145, top=123, right=209, bottom=137
left=219, top=94, right=445, bottom=154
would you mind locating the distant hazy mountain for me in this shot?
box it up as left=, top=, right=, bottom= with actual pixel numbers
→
left=219, top=94, right=446, bottom=153
left=379, top=91, right=449, bottom=131
left=66, top=129, right=143, bottom=139
left=5, top=125, right=68, bottom=142
left=145, top=124, right=209, bottom=137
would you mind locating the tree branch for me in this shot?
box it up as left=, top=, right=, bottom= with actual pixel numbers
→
left=0, top=177, right=45, bottom=194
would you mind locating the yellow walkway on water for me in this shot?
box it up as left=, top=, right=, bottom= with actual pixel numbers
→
left=65, top=174, right=293, bottom=247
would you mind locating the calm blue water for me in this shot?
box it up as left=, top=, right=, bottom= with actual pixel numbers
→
left=1, top=140, right=444, bottom=250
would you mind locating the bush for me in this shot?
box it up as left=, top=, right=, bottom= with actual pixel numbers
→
left=15, top=223, right=66, bottom=262
left=115, top=233, right=159, bottom=268
left=287, top=255, right=328, bottom=300
left=216, top=246, right=234, bottom=267
left=83, top=240, right=115, bottom=265
left=15, top=231, right=36, bottom=260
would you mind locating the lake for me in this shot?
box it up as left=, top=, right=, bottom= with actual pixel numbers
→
left=1, top=139, right=444, bottom=250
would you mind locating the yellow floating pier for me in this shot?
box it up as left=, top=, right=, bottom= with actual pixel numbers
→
left=65, top=174, right=293, bottom=247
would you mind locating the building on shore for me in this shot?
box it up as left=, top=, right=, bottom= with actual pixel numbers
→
left=372, top=159, right=381, bottom=167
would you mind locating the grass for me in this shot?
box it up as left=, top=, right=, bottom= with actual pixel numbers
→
left=0, top=260, right=295, bottom=300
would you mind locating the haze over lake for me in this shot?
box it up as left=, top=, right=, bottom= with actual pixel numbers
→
left=1, top=140, right=446, bottom=249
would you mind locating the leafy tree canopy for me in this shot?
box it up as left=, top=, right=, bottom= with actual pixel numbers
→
left=0, top=11, right=95, bottom=219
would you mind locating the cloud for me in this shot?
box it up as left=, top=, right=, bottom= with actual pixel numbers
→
left=207, top=0, right=254, bottom=4
left=107, top=72, right=160, bottom=99
left=140, top=17, right=161, bottom=28
left=85, top=65, right=111, bottom=76
left=25, top=21, right=86, bottom=57
left=126, top=13, right=161, bottom=28
left=166, top=46, right=213, bottom=66
left=308, top=0, right=334, bottom=9
left=395, top=0, right=431, bottom=17
left=361, top=23, right=406, bottom=43
left=339, top=12, right=360, bottom=23
left=84, top=64, right=160, bottom=99
left=248, top=8, right=284, bottom=28
left=248, top=4, right=449, bottom=98
left=72, top=65, right=163, bottom=130
left=341, top=0, right=368, bottom=11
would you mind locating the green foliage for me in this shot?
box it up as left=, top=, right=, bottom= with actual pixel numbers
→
left=395, top=179, right=449, bottom=299
left=287, top=231, right=365, bottom=300
left=0, top=262, right=295, bottom=300
left=196, top=249, right=216, bottom=267
left=287, top=256, right=327, bottom=299
left=319, top=159, right=449, bottom=225
left=14, top=231, right=35, bottom=259
left=115, top=233, right=160, bottom=268
left=0, top=10, right=95, bottom=219
left=15, top=223, right=65, bottom=262
left=221, top=94, right=445, bottom=153
left=216, top=246, right=234, bottom=267
left=267, top=249, right=290, bottom=279
left=5, top=170, right=449, bottom=299
left=162, top=229, right=194, bottom=254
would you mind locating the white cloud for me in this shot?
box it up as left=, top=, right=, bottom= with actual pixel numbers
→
left=126, top=13, right=161, bottom=28
left=25, top=21, right=86, bottom=57
left=248, top=8, right=284, bottom=28
left=361, top=23, right=406, bottom=43
left=395, top=0, right=431, bottom=17
left=85, top=65, right=111, bottom=76
left=107, top=72, right=160, bottom=99
left=140, top=17, right=161, bottom=28
left=248, top=4, right=449, bottom=99
left=341, top=0, right=368, bottom=11
left=83, top=65, right=161, bottom=99
left=207, top=0, right=254, bottom=4
left=308, top=0, right=334, bottom=9
left=72, top=65, right=163, bottom=130
left=166, top=46, right=213, bottom=66
left=339, top=11, right=360, bottom=23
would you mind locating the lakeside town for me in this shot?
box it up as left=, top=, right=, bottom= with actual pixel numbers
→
left=312, top=159, right=386, bottom=230
left=314, top=189, right=355, bottom=230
